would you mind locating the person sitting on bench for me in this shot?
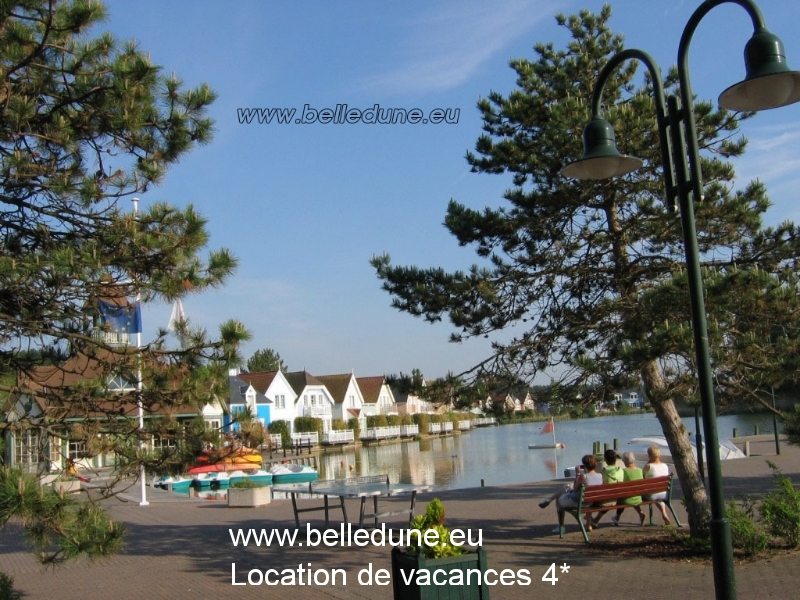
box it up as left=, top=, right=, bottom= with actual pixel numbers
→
left=538, top=454, right=602, bottom=531
left=643, top=445, right=672, bottom=526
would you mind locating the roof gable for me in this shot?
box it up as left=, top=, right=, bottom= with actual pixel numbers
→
left=315, top=373, right=354, bottom=403
left=284, top=370, right=325, bottom=395
left=237, top=370, right=279, bottom=395
left=356, top=376, right=385, bottom=404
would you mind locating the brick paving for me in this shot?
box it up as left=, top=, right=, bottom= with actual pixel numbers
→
left=2, top=438, right=799, bottom=600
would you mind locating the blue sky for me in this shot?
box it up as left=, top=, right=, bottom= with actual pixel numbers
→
left=100, top=0, right=800, bottom=380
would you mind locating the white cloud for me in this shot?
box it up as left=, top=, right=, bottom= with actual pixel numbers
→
left=358, top=0, right=567, bottom=95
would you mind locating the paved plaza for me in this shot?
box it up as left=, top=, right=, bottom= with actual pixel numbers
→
left=1, top=438, right=798, bottom=599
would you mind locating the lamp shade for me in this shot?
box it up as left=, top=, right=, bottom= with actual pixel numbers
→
left=719, top=29, right=800, bottom=111
left=561, top=117, right=642, bottom=180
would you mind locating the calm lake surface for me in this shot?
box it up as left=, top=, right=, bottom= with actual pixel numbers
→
left=313, top=412, right=777, bottom=491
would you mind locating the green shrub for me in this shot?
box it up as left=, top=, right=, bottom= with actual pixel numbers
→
left=0, top=573, right=20, bottom=600
left=367, top=414, right=388, bottom=428
left=407, top=499, right=465, bottom=559
left=412, top=413, right=429, bottom=434
left=760, top=462, right=800, bottom=547
left=267, top=420, right=290, bottom=448
left=230, top=478, right=266, bottom=489
left=727, top=497, right=769, bottom=556
left=293, top=417, right=322, bottom=437
left=347, top=418, right=361, bottom=440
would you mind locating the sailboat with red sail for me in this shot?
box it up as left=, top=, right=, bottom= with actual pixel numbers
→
left=528, top=417, right=565, bottom=449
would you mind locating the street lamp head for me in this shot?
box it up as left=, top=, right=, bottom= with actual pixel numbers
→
left=719, top=29, right=800, bottom=111
left=560, top=116, right=642, bottom=180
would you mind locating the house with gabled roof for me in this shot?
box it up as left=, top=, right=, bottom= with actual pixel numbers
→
left=391, top=389, right=434, bottom=415
left=356, top=375, right=397, bottom=417
left=228, top=368, right=296, bottom=431
left=316, top=372, right=366, bottom=425
left=284, top=370, right=335, bottom=432
left=6, top=348, right=216, bottom=474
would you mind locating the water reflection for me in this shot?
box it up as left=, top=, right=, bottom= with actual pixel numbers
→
left=315, top=412, right=776, bottom=492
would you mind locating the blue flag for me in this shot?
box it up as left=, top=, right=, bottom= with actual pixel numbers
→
left=98, top=299, right=142, bottom=334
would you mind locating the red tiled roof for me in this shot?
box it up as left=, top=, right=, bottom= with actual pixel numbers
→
left=356, top=376, right=385, bottom=404
left=237, top=370, right=279, bottom=394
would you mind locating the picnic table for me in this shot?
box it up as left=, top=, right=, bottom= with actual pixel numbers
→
left=272, top=474, right=431, bottom=528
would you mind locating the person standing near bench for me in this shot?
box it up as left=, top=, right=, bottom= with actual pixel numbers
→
left=538, top=454, right=602, bottom=531
left=642, top=444, right=672, bottom=526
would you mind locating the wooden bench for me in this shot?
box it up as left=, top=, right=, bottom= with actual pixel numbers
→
left=556, top=474, right=682, bottom=542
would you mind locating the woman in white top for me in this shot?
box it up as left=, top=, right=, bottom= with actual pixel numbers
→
left=539, top=454, right=603, bottom=531
left=642, top=445, right=671, bottom=525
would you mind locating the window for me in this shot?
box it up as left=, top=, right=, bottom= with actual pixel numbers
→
left=275, top=395, right=285, bottom=409
left=349, top=395, right=355, bottom=408
left=15, top=431, right=40, bottom=469
left=49, top=436, right=62, bottom=466
left=153, top=436, right=177, bottom=452
left=68, top=439, right=86, bottom=461
left=109, top=374, right=134, bottom=392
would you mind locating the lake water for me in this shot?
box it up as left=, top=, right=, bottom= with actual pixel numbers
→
left=313, top=412, right=777, bottom=491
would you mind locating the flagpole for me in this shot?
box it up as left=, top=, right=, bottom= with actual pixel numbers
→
left=132, top=197, right=148, bottom=506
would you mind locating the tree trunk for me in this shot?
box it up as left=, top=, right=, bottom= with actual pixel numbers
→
left=640, top=359, right=709, bottom=536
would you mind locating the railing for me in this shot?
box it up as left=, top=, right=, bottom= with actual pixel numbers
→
left=291, top=432, right=319, bottom=447
left=474, top=417, right=497, bottom=427
left=429, top=422, right=454, bottom=434
left=400, top=424, right=419, bottom=437
left=361, top=426, right=401, bottom=440
left=300, top=406, right=331, bottom=417
left=458, top=420, right=472, bottom=431
left=92, top=330, right=131, bottom=346
left=322, top=430, right=355, bottom=445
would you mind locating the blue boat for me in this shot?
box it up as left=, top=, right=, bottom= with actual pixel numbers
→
left=153, top=475, right=194, bottom=494
left=269, top=463, right=318, bottom=484
left=191, top=472, right=231, bottom=490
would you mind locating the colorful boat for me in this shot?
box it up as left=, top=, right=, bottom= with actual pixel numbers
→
left=186, top=447, right=263, bottom=474
left=191, top=471, right=231, bottom=490
left=269, top=463, right=318, bottom=484
left=153, top=475, right=193, bottom=494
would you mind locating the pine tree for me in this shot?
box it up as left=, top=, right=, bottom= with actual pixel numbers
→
left=372, top=6, right=800, bottom=535
left=246, top=348, right=288, bottom=373
left=0, top=0, right=249, bottom=567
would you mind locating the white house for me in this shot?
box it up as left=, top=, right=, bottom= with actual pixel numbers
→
left=316, top=372, right=367, bottom=428
left=229, top=369, right=297, bottom=432
left=284, top=370, right=335, bottom=432
left=392, top=389, right=434, bottom=415
left=357, top=375, right=397, bottom=416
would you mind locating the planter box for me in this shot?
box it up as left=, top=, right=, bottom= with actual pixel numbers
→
left=391, top=547, right=490, bottom=600
left=52, top=480, right=82, bottom=494
left=227, top=486, right=272, bottom=507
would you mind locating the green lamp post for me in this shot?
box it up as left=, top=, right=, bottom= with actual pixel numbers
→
left=562, top=2, right=800, bottom=600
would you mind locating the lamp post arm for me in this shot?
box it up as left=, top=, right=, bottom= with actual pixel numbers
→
left=678, top=0, right=767, bottom=211
left=590, top=49, right=677, bottom=209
